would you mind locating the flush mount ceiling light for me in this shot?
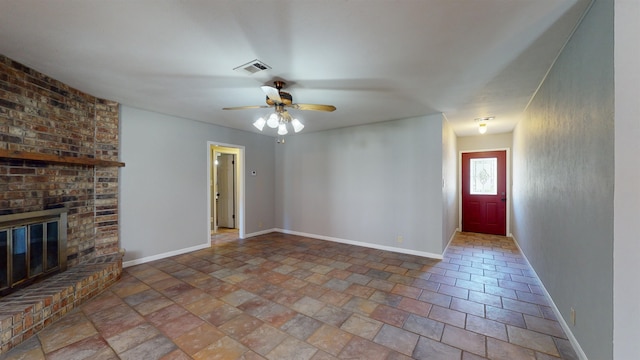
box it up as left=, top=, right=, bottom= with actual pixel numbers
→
left=475, top=117, right=494, bottom=134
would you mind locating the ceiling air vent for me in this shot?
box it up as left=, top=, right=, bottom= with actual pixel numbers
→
left=233, top=59, right=271, bottom=75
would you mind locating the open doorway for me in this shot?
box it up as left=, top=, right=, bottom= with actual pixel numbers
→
left=209, top=143, right=244, bottom=242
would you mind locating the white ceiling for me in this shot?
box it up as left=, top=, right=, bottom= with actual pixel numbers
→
left=0, top=0, right=591, bottom=137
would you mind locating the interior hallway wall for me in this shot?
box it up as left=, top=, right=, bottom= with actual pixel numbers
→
left=512, top=0, right=614, bottom=358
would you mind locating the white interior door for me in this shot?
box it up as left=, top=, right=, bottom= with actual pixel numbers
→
left=216, top=153, right=235, bottom=228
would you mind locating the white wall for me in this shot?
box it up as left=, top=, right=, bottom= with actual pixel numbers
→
left=274, top=115, right=445, bottom=257
left=457, top=132, right=512, bottom=152
left=512, top=0, right=614, bottom=358
left=119, top=106, right=275, bottom=263
left=441, top=117, right=458, bottom=249
left=613, top=0, right=640, bottom=357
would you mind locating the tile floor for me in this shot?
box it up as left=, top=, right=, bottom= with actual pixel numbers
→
left=0, top=232, right=578, bottom=360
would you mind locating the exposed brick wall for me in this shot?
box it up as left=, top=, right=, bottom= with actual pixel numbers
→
left=0, top=54, right=121, bottom=265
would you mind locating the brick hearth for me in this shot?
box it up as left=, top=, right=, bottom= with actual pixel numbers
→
left=0, top=252, right=123, bottom=353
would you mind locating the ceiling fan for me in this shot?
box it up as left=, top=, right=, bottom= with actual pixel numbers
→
left=223, top=81, right=336, bottom=136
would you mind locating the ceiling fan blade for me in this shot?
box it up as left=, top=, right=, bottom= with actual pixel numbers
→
left=261, top=86, right=282, bottom=103
left=290, top=103, right=336, bottom=112
left=222, top=105, right=271, bottom=110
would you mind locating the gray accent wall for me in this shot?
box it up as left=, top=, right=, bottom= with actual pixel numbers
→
left=512, top=0, right=614, bottom=358
left=275, top=115, right=446, bottom=256
left=120, top=106, right=275, bottom=262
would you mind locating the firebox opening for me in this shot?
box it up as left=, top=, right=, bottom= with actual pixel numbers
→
left=0, top=208, right=68, bottom=297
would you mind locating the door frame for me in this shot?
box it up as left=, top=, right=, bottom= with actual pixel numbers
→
left=458, top=148, right=511, bottom=236
left=207, top=142, right=245, bottom=240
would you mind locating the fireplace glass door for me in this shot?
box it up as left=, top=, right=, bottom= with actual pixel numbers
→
left=0, top=209, right=67, bottom=296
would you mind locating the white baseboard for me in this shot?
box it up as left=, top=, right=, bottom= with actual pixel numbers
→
left=443, top=228, right=460, bottom=254
left=123, top=228, right=443, bottom=268
left=122, top=243, right=211, bottom=268
left=510, top=234, right=588, bottom=360
left=244, top=228, right=278, bottom=238
left=275, top=228, right=443, bottom=260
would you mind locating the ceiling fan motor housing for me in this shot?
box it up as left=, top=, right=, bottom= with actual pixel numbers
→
left=266, top=91, right=293, bottom=106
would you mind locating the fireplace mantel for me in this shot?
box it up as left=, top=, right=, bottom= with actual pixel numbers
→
left=0, top=149, right=125, bottom=167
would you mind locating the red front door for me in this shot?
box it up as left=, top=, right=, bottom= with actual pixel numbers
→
left=462, top=150, right=507, bottom=235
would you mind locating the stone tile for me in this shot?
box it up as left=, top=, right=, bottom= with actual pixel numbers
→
left=368, top=290, right=403, bottom=307
left=338, top=337, right=389, bottom=360
left=428, top=305, right=466, bottom=328
left=402, top=314, right=445, bottom=341
left=38, top=312, right=98, bottom=354
left=280, top=314, right=323, bottom=340
left=240, top=324, right=288, bottom=356
left=340, top=313, right=383, bottom=340
left=370, top=304, right=409, bottom=327
left=465, top=314, right=508, bottom=341
left=265, top=336, right=318, bottom=360
left=157, top=312, right=205, bottom=339
left=252, top=302, right=297, bottom=327
left=507, top=325, right=560, bottom=357
left=122, top=288, right=163, bottom=307
left=397, top=297, right=432, bottom=317
left=192, top=336, right=249, bottom=360
left=119, top=334, right=177, bottom=360
left=291, top=296, right=326, bottom=316
left=468, top=290, right=502, bottom=307
left=46, top=336, right=117, bottom=360
left=313, top=305, right=352, bottom=327
left=173, top=323, right=225, bottom=356
left=441, top=325, right=486, bottom=357
left=219, top=314, right=264, bottom=340
left=184, top=296, right=224, bottom=315
left=201, top=303, right=243, bottom=326
left=554, top=337, right=580, bottom=360
left=502, top=298, right=542, bottom=317
left=524, top=314, right=566, bottom=338
left=220, top=289, right=257, bottom=307
left=318, top=289, right=352, bottom=307
left=106, top=323, right=161, bottom=354
left=344, top=283, right=376, bottom=298
left=391, top=284, right=422, bottom=299
left=133, top=297, right=175, bottom=316
left=367, top=278, right=395, bottom=292
left=419, top=290, right=452, bottom=308
left=412, top=336, right=462, bottom=360
left=307, top=324, right=353, bottom=356
left=323, top=278, right=351, bottom=292
left=161, top=348, right=193, bottom=360
left=438, top=283, right=469, bottom=299
left=450, top=297, right=485, bottom=317
left=146, top=304, right=188, bottom=328
left=342, top=297, right=378, bottom=316
left=486, top=337, right=536, bottom=360
left=485, top=305, right=526, bottom=328
left=373, top=324, right=419, bottom=356
left=81, top=291, right=124, bottom=314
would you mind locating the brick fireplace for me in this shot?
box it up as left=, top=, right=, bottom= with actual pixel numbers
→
left=0, top=55, right=124, bottom=352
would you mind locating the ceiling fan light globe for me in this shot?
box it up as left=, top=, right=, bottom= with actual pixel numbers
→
left=278, top=123, right=288, bottom=135
left=478, top=123, right=488, bottom=134
left=291, top=118, right=304, bottom=133
left=253, top=117, right=266, bottom=131
left=267, top=113, right=279, bottom=128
